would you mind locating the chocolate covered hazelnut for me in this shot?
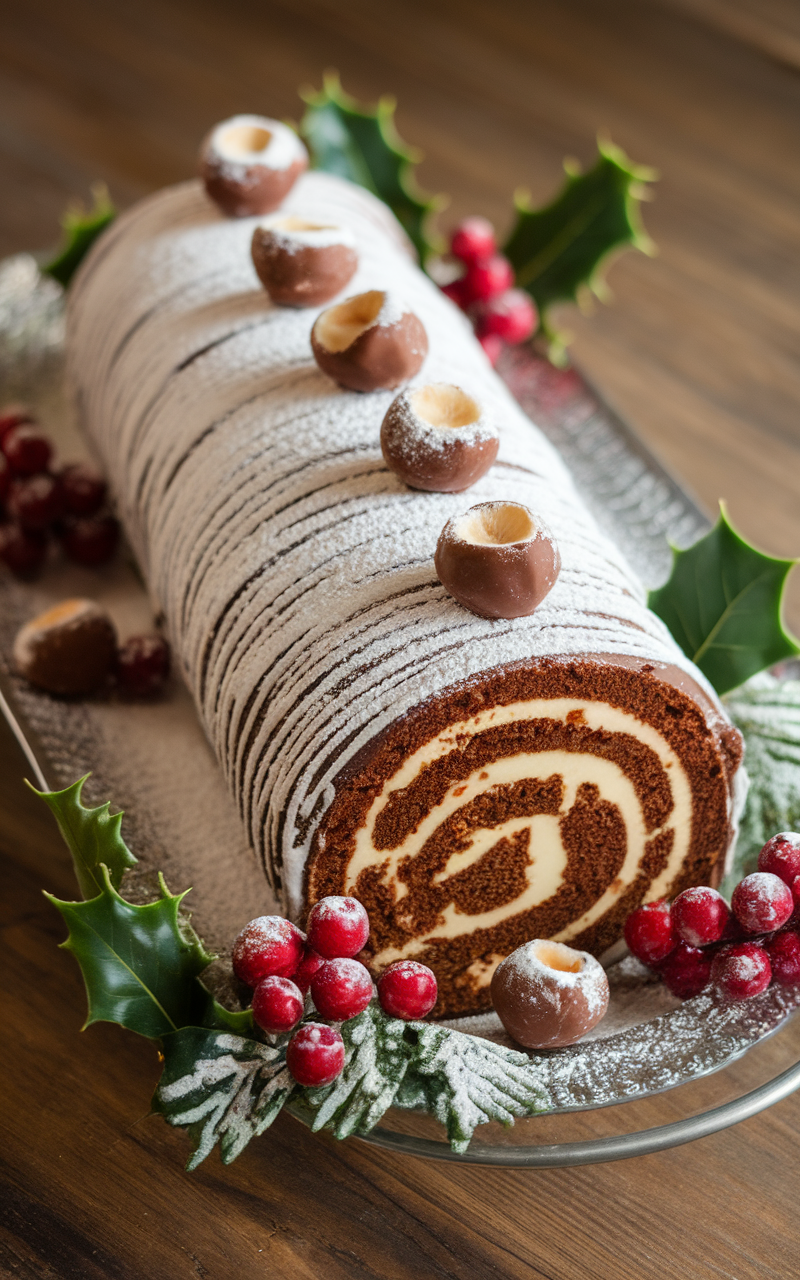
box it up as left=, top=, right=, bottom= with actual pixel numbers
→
left=13, top=598, right=117, bottom=696
left=381, top=383, right=499, bottom=492
left=435, top=500, right=560, bottom=618
left=491, top=939, right=610, bottom=1049
left=199, top=115, right=308, bottom=218
left=311, top=290, right=428, bottom=392
left=251, top=216, right=358, bottom=307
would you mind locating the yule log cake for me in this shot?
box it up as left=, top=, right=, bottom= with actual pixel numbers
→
left=66, top=167, right=745, bottom=1016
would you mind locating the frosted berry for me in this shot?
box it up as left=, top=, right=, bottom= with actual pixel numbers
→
left=477, top=332, right=504, bottom=366
left=450, top=216, right=496, bottom=266
left=0, top=404, right=34, bottom=443
left=758, top=833, right=800, bottom=887
left=658, top=942, right=713, bottom=999
left=251, top=975, right=304, bottom=1035
left=624, top=900, right=677, bottom=967
left=310, top=957, right=373, bottom=1022
left=671, top=886, right=729, bottom=947
left=60, top=512, right=120, bottom=566
left=731, top=872, right=793, bottom=934
left=377, top=960, right=438, bottom=1020
left=232, top=915, right=305, bottom=987
left=8, top=474, right=64, bottom=530
left=0, top=453, right=9, bottom=505
left=60, top=462, right=107, bottom=516
left=286, top=1022, right=345, bottom=1087
left=474, top=289, right=537, bottom=345
left=2, top=425, right=51, bottom=476
left=441, top=278, right=467, bottom=309
left=306, top=895, right=370, bottom=959
left=292, top=945, right=325, bottom=994
left=0, top=523, right=48, bottom=577
left=793, top=876, right=800, bottom=913
left=462, top=254, right=514, bottom=304
left=765, top=929, right=800, bottom=987
left=117, top=634, right=170, bottom=697
left=711, top=942, right=771, bottom=1000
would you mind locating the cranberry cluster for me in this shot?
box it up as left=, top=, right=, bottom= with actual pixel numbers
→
left=0, top=404, right=120, bottom=578
left=624, top=833, right=800, bottom=1001
left=440, top=218, right=537, bottom=366
left=231, top=896, right=439, bottom=1088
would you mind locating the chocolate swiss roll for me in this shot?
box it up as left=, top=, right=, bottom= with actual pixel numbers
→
left=66, top=173, right=745, bottom=1015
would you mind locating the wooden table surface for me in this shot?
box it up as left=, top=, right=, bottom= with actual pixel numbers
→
left=2, top=1, right=800, bottom=1276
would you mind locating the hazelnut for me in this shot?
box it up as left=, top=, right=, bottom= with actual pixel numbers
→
left=381, top=383, right=499, bottom=492
left=491, top=939, right=610, bottom=1049
left=251, top=215, right=358, bottom=307
left=13, top=598, right=118, bottom=696
left=199, top=115, right=308, bottom=218
left=310, top=290, right=428, bottom=392
left=435, top=500, right=560, bottom=619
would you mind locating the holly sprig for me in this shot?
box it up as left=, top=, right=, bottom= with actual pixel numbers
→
left=40, top=183, right=116, bottom=288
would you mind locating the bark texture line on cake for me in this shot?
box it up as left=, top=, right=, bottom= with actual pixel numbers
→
left=65, top=170, right=746, bottom=1016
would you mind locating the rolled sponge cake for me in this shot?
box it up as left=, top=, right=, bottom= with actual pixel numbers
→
left=67, top=173, right=744, bottom=1015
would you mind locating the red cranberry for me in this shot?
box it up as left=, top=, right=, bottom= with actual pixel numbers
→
left=450, top=216, right=497, bottom=266
left=765, top=929, right=800, bottom=987
left=624, top=900, right=677, bottom=967
left=117, top=634, right=170, bottom=697
left=758, top=833, right=800, bottom=887
left=2, top=425, right=52, bottom=476
left=671, top=886, right=729, bottom=947
left=292, top=945, right=325, bottom=994
left=0, top=404, right=34, bottom=443
left=441, top=278, right=468, bottom=309
left=286, top=1022, right=345, bottom=1087
left=732, top=872, right=794, bottom=934
left=0, top=523, right=48, bottom=577
left=310, top=957, right=373, bottom=1022
left=251, top=975, right=304, bottom=1034
left=793, top=876, right=800, bottom=913
left=60, top=512, right=120, bottom=566
left=477, top=332, right=504, bottom=366
left=474, top=289, right=537, bottom=345
left=8, top=474, right=64, bottom=530
left=0, top=453, right=9, bottom=505
left=60, top=462, right=107, bottom=516
left=658, top=942, right=713, bottom=999
left=462, top=254, right=514, bottom=304
left=377, top=960, right=438, bottom=1020
left=305, top=896, right=370, bottom=959
left=231, top=916, right=305, bottom=987
left=711, top=942, right=772, bottom=1000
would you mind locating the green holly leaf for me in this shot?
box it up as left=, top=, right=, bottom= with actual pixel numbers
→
left=504, top=138, right=656, bottom=364
left=648, top=504, right=799, bottom=697
left=201, top=997, right=255, bottom=1036
left=45, top=867, right=214, bottom=1038
left=40, top=183, right=116, bottom=288
left=154, top=1027, right=294, bottom=1169
left=29, top=774, right=136, bottom=900
left=299, top=71, right=443, bottom=266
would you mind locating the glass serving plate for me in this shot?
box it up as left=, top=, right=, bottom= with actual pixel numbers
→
left=2, top=252, right=799, bottom=1167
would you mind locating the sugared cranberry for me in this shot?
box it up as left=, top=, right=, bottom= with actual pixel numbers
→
left=0, top=405, right=34, bottom=444
left=624, top=900, right=677, bottom=967
left=711, top=942, right=772, bottom=1000
left=758, top=833, right=800, bottom=887
left=60, top=462, right=107, bottom=516
left=765, top=929, right=800, bottom=987
left=474, top=289, right=537, bottom=345
left=671, top=886, right=729, bottom=947
left=658, top=942, right=713, bottom=999
left=60, top=512, right=120, bottom=566
left=450, top=217, right=497, bottom=266
left=2, top=425, right=52, bottom=476
left=377, top=960, right=438, bottom=1020
left=477, top=332, right=504, bottom=365
left=793, top=876, right=800, bottom=914
left=310, top=957, right=373, bottom=1022
left=731, top=872, right=794, bottom=934
left=8, top=474, right=64, bottom=530
left=117, top=634, right=170, bottom=697
left=305, top=895, right=370, bottom=959
left=292, top=945, right=325, bottom=994
left=0, top=454, right=9, bottom=505
left=441, top=278, right=467, bottom=309
left=286, top=1022, right=345, bottom=1087
left=231, top=916, right=306, bottom=987
left=251, top=975, right=304, bottom=1035
left=462, top=254, right=514, bottom=304
left=0, top=523, right=48, bottom=577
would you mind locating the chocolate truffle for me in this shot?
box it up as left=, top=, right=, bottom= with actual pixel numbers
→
left=491, top=939, right=610, bottom=1049
left=251, top=216, right=358, bottom=307
left=199, top=115, right=308, bottom=218
left=13, top=598, right=117, bottom=696
left=311, top=290, right=428, bottom=392
left=435, top=500, right=560, bottom=618
left=381, top=384, right=499, bottom=492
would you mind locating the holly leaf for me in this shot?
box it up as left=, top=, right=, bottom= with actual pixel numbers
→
left=153, top=1027, right=294, bottom=1170
left=201, top=996, right=255, bottom=1036
left=648, top=504, right=799, bottom=697
left=504, top=138, right=656, bottom=364
left=45, top=867, right=214, bottom=1038
left=29, top=774, right=136, bottom=900
left=40, top=183, right=116, bottom=288
left=299, top=71, right=443, bottom=266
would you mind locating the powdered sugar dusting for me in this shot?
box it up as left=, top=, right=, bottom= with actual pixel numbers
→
left=209, top=116, right=306, bottom=174
left=255, top=214, right=356, bottom=254
left=505, top=940, right=609, bottom=1018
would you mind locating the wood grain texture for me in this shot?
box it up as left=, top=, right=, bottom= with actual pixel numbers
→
left=2, top=2, right=800, bottom=1277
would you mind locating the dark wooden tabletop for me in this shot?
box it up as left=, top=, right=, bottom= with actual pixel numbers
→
left=3, top=2, right=800, bottom=1276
